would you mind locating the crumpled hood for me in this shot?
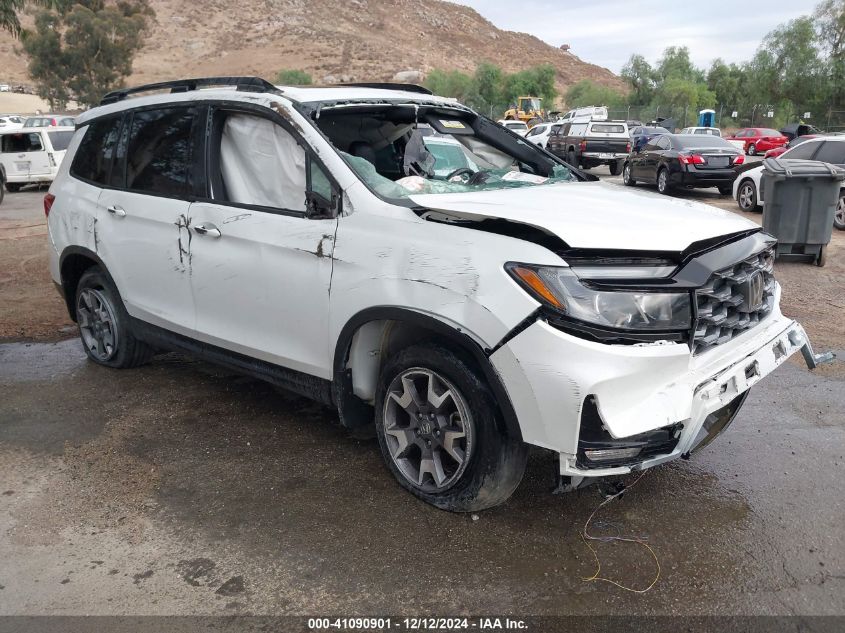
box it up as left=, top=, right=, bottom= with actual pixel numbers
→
left=409, top=180, right=758, bottom=252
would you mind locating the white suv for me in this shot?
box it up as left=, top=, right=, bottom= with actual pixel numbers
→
left=47, top=77, right=828, bottom=511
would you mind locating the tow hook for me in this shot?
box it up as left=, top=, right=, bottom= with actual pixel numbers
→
left=790, top=330, right=836, bottom=369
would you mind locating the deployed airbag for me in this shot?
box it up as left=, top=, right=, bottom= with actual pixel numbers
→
left=220, top=114, right=306, bottom=210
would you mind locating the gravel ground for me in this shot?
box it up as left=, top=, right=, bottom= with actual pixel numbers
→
left=1, top=177, right=843, bottom=618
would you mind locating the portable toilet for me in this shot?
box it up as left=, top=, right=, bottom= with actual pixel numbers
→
left=698, top=109, right=716, bottom=128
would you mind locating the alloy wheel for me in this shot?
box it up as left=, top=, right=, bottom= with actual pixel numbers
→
left=658, top=170, right=667, bottom=193
left=77, top=288, right=119, bottom=362
left=836, top=196, right=845, bottom=229
left=739, top=183, right=755, bottom=210
left=382, top=368, right=474, bottom=492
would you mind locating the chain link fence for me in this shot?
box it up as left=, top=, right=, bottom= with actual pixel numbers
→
left=603, top=104, right=845, bottom=133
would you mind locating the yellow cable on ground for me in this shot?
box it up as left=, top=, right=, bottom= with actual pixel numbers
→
left=581, top=471, right=661, bottom=593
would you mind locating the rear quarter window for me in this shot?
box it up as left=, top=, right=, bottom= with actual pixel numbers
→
left=70, top=117, right=123, bottom=185
left=47, top=130, right=74, bottom=151
left=811, top=141, right=845, bottom=165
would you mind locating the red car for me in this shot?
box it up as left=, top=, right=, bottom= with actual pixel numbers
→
left=764, top=135, right=820, bottom=158
left=725, top=128, right=789, bottom=156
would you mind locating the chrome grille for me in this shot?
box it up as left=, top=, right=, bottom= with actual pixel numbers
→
left=693, top=247, right=776, bottom=354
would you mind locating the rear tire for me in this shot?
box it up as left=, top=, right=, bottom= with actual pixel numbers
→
left=75, top=268, right=154, bottom=369
left=834, top=194, right=845, bottom=230
left=375, top=344, right=528, bottom=512
left=567, top=149, right=578, bottom=168
left=657, top=167, right=671, bottom=195
left=737, top=179, right=758, bottom=211
left=609, top=160, right=623, bottom=176
left=748, top=143, right=758, bottom=156
left=622, top=161, right=636, bottom=186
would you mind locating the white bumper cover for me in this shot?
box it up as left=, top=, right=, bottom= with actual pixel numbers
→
left=490, top=298, right=808, bottom=478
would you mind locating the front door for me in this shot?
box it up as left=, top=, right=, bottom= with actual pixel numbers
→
left=187, top=109, right=339, bottom=379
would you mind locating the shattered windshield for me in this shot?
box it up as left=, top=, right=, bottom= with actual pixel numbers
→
left=316, top=106, right=575, bottom=199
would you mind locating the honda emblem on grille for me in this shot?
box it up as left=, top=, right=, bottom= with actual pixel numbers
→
left=739, top=272, right=765, bottom=312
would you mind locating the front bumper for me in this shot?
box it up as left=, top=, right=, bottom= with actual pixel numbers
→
left=490, top=300, right=828, bottom=479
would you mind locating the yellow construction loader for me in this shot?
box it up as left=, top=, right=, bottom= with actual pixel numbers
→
left=503, top=96, right=545, bottom=127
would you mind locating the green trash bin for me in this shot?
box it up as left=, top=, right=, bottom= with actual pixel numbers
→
left=761, top=158, right=845, bottom=267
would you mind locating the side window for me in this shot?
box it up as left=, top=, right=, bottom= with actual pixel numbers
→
left=217, top=113, right=306, bottom=211
left=657, top=136, right=672, bottom=150
left=309, top=159, right=333, bottom=202
left=551, top=124, right=562, bottom=135
left=125, top=107, right=196, bottom=196
left=784, top=141, right=820, bottom=160
left=811, top=141, right=845, bottom=165
left=70, top=117, right=122, bottom=185
left=1, top=132, right=43, bottom=153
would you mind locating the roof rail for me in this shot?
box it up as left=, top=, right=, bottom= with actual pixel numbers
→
left=100, top=76, right=280, bottom=106
left=338, top=82, right=433, bottom=95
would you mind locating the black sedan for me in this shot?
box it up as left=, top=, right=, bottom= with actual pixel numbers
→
left=622, top=134, right=744, bottom=195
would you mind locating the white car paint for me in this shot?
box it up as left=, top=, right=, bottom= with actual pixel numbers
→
left=496, top=119, right=529, bottom=136
left=47, top=83, right=822, bottom=503
left=524, top=122, right=560, bottom=148
left=679, top=127, right=722, bottom=137
left=410, top=180, right=756, bottom=251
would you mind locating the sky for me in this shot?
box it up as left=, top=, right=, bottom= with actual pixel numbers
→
left=447, top=0, right=820, bottom=73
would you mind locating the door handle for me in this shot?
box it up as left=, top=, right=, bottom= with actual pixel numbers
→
left=106, top=205, right=126, bottom=217
left=193, top=222, right=221, bottom=238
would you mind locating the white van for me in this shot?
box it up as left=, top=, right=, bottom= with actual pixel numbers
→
left=0, top=126, right=75, bottom=192
left=558, top=106, right=608, bottom=124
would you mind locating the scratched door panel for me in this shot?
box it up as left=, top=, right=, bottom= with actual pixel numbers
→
left=187, top=201, right=337, bottom=379
left=96, top=189, right=196, bottom=334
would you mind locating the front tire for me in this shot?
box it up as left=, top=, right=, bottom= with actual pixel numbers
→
left=622, top=161, right=636, bottom=186
left=375, top=344, right=528, bottom=512
left=834, top=194, right=845, bottom=230
left=75, top=268, right=154, bottom=368
left=737, top=179, right=758, bottom=211
left=657, top=167, right=671, bottom=195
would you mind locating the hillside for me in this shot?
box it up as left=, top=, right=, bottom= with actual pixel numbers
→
left=0, top=0, right=626, bottom=108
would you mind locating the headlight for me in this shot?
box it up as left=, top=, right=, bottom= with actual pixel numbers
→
left=507, top=263, right=691, bottom=331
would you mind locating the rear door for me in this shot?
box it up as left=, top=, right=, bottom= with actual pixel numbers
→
left=95, top=106, right=200, bottom=335
left=186, top=106, right=339, bottom=378
left=0, top=131, right=51, bottom=180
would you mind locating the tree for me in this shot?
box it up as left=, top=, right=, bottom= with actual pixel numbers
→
left=473, top=61, right=503, bottom=113
left=815, top=0, right=845, bottom=105
left=22, top=0, right=153, bottom=109
left=706, top=59, right=745, bottom=107
left=21, top=10, right=68, bottom=108
left=1, top=0, right=64, bottom=37
left=565, top=80, right=624, bottom=108
left=275, top=69, right=312, bottom=85
left=620, top=54, right=655, bottom=105
left=656, top=46, right=702, bottom=83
